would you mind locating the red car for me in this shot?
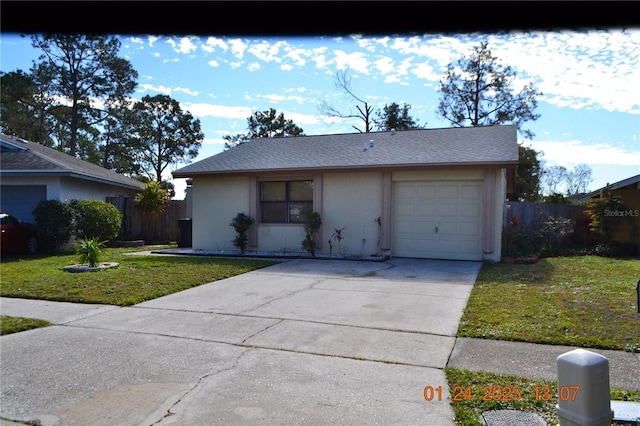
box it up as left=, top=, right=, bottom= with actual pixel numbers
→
left=0, top=211, right=39, bottom=255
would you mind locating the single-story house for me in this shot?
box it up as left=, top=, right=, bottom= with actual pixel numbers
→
left=0, top=133, right=144, bottom=223
left=574, top=173, right=640, bottom=245
left=172, top=125, right=518, bottom=262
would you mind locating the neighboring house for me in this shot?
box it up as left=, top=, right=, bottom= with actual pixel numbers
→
left=172, top=125, right=518, bottom=262
left=0, top=133, right=144, bottom=223
left=574, top=173, right=640, bottom=245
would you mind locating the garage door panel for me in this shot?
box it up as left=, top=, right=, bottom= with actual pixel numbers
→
left=438, top=203, right=459, bottom=216
left=396, top=185, right=416, bottom=199
left=460, top=203, right=482, bottom=217
left=416, top=185, right=437, bottom=199
left=395, top=201, right=415, bottom=217
left=415, top=221, right=437, bottom=234
left=416, top=202, right=437, bottom=217
left=393, top=181, right=483, bottom=261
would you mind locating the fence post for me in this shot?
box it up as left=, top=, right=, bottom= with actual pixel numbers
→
left=556, top=349, right=614, bottom=426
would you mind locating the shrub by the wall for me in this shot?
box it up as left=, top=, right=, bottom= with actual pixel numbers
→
left=70, top=199, right=122, bottom=242
left=32, top=200, right=75, bottom=253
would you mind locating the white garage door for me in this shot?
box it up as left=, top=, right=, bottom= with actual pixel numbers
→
left=393, top=181, right=483, bottom=261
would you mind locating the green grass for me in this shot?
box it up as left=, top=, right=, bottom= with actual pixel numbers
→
left=0, top=315, right=51, bottom=335
left=457, top=255, right=640, bottom=351
left=444, top=367, right=640, bottom=426
left=448, top=255, right=640, bottom=425
left=0, top=246, right=278, bottom=306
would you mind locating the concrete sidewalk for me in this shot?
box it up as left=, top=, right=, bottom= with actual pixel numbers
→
left=1, top=257, right=638, bottom=426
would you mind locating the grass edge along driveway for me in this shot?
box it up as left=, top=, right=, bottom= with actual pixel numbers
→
left=0, top=247, right=278, bottom=307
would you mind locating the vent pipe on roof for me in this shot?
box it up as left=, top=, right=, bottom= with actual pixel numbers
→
left=391, top=128, right=396, bottom=135
left=369, top=139, right=374, bottom=149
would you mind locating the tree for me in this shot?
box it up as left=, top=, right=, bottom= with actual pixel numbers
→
left=0, top=70, right=54, bottom=145
left=542, top=163, right=592, bottom=197
left=565, top=164, right=592, bottom=196
left=98, top=100, right=140, bottom=175
left=515, top=145, right=543, bottom=201
left=437, top=41, right=542, bottom=140
left=374, top=102, right=423, bottom=131
left=542, top=165, right=568, bottom=195
left=30, top=35, right=138, bottom=157
left=319, top=68, right=374, bottom=133
left=135, top=180, right=171, bottom=243
left=223, top=108, right=304, bottom=149
left=128, top=94, right=204, bottom=182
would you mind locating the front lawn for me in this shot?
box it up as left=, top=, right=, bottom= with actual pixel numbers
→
left=457, top=255, right=640, bottom=351
left=0, top=247, right=278, bottom=306
left=0, top=315, right=51, bottom=335
left=448, top=255, right=640, bottom=425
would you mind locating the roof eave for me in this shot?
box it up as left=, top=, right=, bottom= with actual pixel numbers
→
left=1, top=170, right=144, bottom=190
left=172, top=160, right=518, bottom=179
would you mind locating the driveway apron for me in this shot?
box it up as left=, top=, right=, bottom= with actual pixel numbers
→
left=0, top=257, right=480, bottom=426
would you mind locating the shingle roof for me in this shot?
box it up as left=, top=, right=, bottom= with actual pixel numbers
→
left=573, top=173, right=640, bottom=203
left=172, top=124, right=518, bottom=178
left=0, top=134, right=144, bottom=190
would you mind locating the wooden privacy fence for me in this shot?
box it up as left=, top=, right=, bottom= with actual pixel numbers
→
left=107, top=196, right=187, bottom=243
left=504, top=201, right=589, bottom=242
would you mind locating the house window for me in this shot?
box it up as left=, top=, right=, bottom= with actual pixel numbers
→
left=260, top=180, right=313, bottom=223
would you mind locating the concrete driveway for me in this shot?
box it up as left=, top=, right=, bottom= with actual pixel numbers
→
left=0, top=257, right=481, bottom=426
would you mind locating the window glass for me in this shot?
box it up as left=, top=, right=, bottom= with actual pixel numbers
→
left=289, top=202, right=312, bottom=223
left=261, top=202, right=287, bottom=223
left=261, top=181, right=286, bottom=201
left=259, top=180, right=313, bottom=223
left=289, top=181, right=313, bottom=201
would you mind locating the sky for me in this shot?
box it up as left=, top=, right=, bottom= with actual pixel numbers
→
left=1, top=29, right=639, bottom=199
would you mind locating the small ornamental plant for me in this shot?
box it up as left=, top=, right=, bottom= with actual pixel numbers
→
left=332, top=227, right=345, bottom=255
left=75, top=237, right=105, bottom=268
left=230, top=213, right=255, bottom=254
left=302, top=212, right=322, bottom=256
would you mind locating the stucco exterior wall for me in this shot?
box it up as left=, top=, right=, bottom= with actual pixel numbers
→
left=1, top=176, right=139, bottom=201
left=190, top=167, right=508, bottom=260
left=58, top=177, right=139, bottom=201
left=320, top=172, right=383, bottom=256
left=191, top=176, right=250, bottom=251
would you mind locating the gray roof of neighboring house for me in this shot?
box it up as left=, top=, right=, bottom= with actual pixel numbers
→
left=0, top=134, right=144, bottom=190
left=172, top=124, right=519, bottom=178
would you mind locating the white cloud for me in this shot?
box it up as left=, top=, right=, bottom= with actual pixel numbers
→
left=247, top=40, right=288, bottom=63
left=174, top=87, right=199, bottom=96
left=529, top=139, right=640, bottom=167
left=333, top=50, right=369, bottom=74
left=247, top=62, right=261, bottom=72
left=283, top=47, right=308, bottom=66
left=229, top=39, right=247, bottom=59
left=202, top=37, right=228, bottom=53
left=374, top=57, right=394, bottom=75
left=138, top=84, right=172, bottom=95
left=177, top=37, right=198, bottom=54
left=281, top=64, right=293, bottom=71
left=182, top=103, right=253, bottom=119
left=208, top=60, right=219, bottom=68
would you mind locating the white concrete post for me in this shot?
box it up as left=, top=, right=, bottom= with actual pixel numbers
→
left=556, top=349, right=614, bottom=426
